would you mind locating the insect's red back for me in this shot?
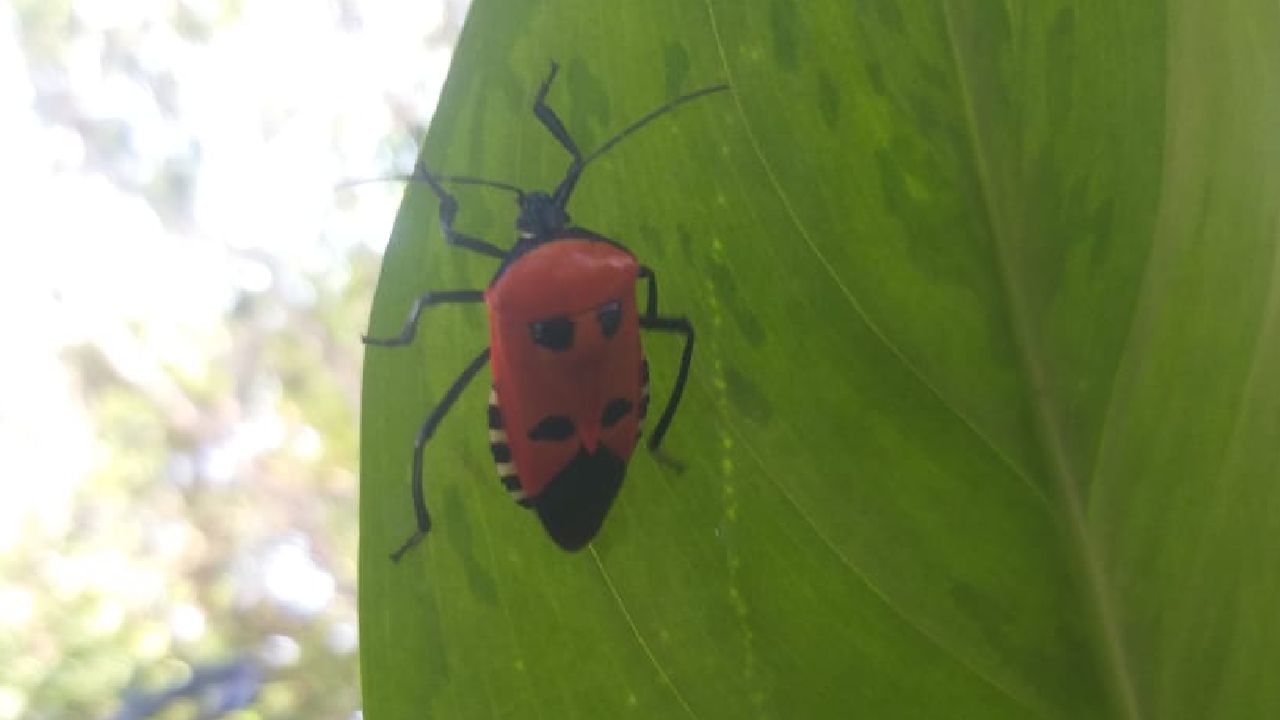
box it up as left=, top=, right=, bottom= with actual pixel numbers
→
left=485, top=238, right=643, bottom=502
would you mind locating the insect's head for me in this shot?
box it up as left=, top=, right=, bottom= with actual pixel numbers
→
left=516, top=191, right=569, bottom=241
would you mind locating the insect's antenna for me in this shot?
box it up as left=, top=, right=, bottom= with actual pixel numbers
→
left=551, top=82, right=729, bottom=207
left=437, top=174, right=526, bottom=201
left=335, top=174, right=420, bottom=190
left=583, top=83, right=730, bottom=165
left=338, top=171, right=526, bottom=201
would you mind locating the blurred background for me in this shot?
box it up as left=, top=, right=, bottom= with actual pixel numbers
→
left=0, top=0, right=469, bottom=717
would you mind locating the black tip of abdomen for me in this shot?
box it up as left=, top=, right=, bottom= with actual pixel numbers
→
left=531, top=447, right=627, bottom=551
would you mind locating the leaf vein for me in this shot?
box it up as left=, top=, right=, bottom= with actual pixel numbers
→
left=938, top=2, right=1142, bottom=717
left=698, top=0, right=1050, bottom=510
left=708, top=392, right=1044, bottom=714
left=589, top=546, right=701, bottom=720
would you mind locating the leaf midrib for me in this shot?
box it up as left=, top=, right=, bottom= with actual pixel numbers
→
left=694, top=0, right=1147, bottom=715
left=938, top=2, right=1142, bottom=718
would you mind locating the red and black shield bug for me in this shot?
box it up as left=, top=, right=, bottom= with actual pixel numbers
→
left=364, top=62, right=728, bottom=559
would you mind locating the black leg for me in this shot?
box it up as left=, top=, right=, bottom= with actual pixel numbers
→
left=391, top=347, right=492, bottom=562
left=639, top=315, right=693, bottom=450
left=412, top=161, right=508, bottom=259
left=535, top=60, right=729, bottom=209
left=532, top=62, right=588, bottom=208
left=638, top=265, right=659, bottom=319
left=534, top=62, right=583, bottom=162
left=363, top=290, right=484, bottom=347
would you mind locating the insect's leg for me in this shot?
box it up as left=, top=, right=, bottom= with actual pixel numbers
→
left=391, top=347, right=492, bottom=562
left=638, top=315, right=693, bottom=450
left=363, top=290, right=484, bottom=347
left=413, top=161, right=507, bottom=259
left=532, top=62, right=588, bottom=208
left=637, top=266, right=659, bottom=319
left=533, top=62, right=583, bottom=163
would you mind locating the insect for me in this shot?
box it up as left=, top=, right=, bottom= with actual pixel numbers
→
left=364, top=62, right=728, bottom=560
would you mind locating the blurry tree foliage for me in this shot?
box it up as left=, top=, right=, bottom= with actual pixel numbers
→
left=2, top=0, right=466, bottom=717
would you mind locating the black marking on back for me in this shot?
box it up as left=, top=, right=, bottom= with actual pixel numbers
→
left=530, top=447, right=626, bottom=551
left=528, top=415, right=575, bottom=442
left=597, top=301, right=622, bottom=338
left=601, top=398, right=633, bottom=427
left=530, top=316, right=574, bottom=351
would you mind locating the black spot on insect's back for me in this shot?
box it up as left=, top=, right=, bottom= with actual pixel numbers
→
left=601, top=398, right=633, bottom=427
left=530, top=316, right=574, bottom=350
left=531, top=447, right=626, bottom=551
left=528, top=415, right=575, bottom=442
left=598, top=301, right=622, bottom=338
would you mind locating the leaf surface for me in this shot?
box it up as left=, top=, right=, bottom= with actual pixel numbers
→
left=359, top=1, right=1280, bottom=717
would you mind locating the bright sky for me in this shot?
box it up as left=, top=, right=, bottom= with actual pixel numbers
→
left=0, top=0, right=461, bottom=590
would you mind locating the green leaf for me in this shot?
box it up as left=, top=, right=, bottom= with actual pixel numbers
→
left=359, top=1, right=1280, bottom=717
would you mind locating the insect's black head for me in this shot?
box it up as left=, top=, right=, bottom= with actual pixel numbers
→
left=516, top=191, right=569, bottom=242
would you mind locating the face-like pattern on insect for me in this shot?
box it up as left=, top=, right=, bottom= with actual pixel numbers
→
left=484, top=239, right=644, bottom=548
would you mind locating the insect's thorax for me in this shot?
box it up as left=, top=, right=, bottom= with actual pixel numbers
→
left=486, top=237, right=635, bottom=309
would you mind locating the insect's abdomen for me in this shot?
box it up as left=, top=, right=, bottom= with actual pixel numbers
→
left=487, top=386, right=530, bottom=507
left=486, top=359, right=648, bottom=551
left=486, top=358, right=648, bottom=502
